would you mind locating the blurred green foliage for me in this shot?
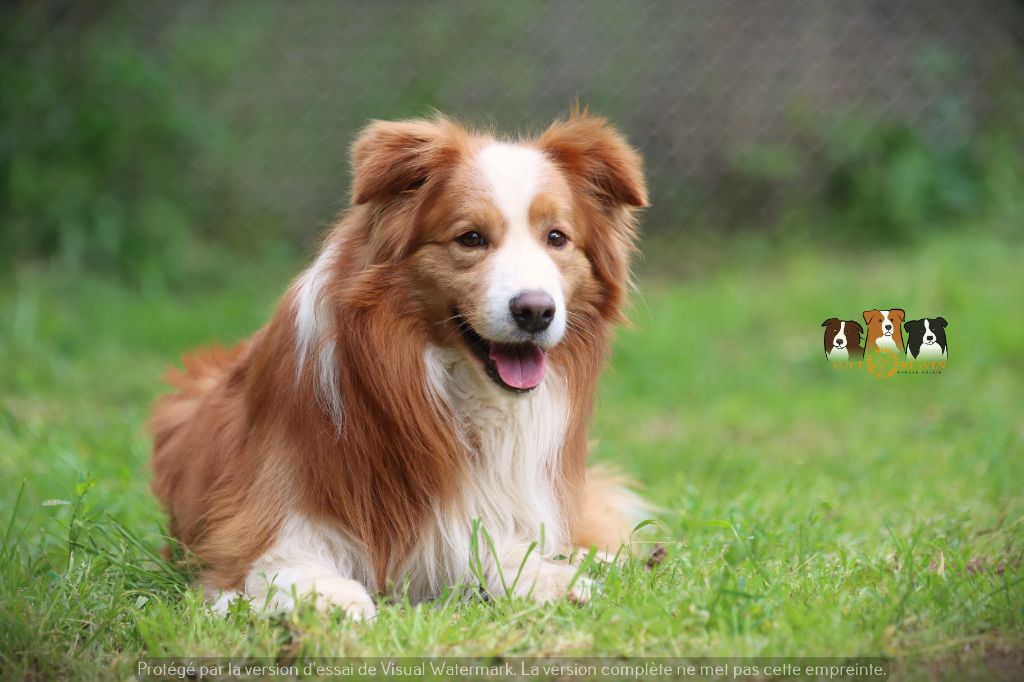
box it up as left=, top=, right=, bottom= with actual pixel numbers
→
left=823, top=117, right=984, bottom=239
left=721, top=71, right=1024, bottom=240
left=2, top=6, right=193, bottom=282
left=2, top=3, right=1022, bottom=283
left=0, top=4, right=279, bottom=285
left=818, top=55, right=1024, bottom=240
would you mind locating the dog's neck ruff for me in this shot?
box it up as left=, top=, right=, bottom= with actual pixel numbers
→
left=875, top=336, right=897, bottom=351
left=395, top=345, right=569, bottom=601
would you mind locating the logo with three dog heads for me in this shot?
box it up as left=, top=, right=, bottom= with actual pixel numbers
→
left=822, top=309, right=948, bottom=370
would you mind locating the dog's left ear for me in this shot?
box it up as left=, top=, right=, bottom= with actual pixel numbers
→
left=350, top=117, right=466, bottom=205
left=539, top=113, right=647, bottom=322
left=933, top=317, right=947, bottom=329
left=890, top=309, right=905, bottom=323
left=538, top=112, right=648, bottom=210
left=848, top=321, right=864, bottom=337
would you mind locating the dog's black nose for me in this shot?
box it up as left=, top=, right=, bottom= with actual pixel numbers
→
left=510, top=291, right=555, bottom=333
left=884, top=324, right=892, bottom=331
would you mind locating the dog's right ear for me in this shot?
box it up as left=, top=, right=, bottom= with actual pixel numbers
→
left=539, top=111, right=647, bottom=323
left=822, top=318, right=837, bottom=328
left=862, top=310, right=877, bottom=325
left=350, top=117, right=466, bottom=205
left=539, top=111, right=648, bottom=210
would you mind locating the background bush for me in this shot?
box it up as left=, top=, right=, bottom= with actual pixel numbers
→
left=0, top=4, right=279, bottom=285
left=2, top=6, right=194, bottom=282
left=2, top=0, right=1022, bottom=283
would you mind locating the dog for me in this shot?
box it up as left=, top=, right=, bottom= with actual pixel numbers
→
left=863, top=308, right=905, bottom=353
left=149, top=113, right=649, bottom=618
left=822, top=318, right=864, bottom=361
left=904, top=317, right=947, bottom=360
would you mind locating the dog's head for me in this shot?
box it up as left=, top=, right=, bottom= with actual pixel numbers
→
left=348, top=113, right=647, bottom=392
left=904, top=317, right=947, bottom=351
left=822, top=318, right=863, bottom=354
left=863, top=308, right=904, bottom=345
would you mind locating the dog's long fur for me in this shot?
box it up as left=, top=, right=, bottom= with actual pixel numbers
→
left=150, top=113, right=648, bottom=615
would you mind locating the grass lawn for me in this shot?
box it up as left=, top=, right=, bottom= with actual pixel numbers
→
left=1, top=228, right=1022, bottom=679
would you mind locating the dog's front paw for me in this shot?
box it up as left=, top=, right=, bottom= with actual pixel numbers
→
left=256, top=575, right=377, bottom=620
left=305, top=576, right=378, bottom=620
left=518, top=561, right=594, bottom=605
left=567, top=576, right=596, bottom=604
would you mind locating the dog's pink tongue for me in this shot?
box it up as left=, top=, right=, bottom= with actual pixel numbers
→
left=488, top=343, right=546, bottom=389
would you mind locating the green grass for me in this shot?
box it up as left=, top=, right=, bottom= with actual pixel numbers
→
left=1, top=228, right=1022, bottom=680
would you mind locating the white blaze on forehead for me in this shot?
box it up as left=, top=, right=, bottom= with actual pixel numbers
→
left=476, top=143, right=549, bottom=224
left=880, top=310, right=892, bottom=333
left=834, top=321, right=847, bottom=346
left=474, top=143, right=567, bottom=347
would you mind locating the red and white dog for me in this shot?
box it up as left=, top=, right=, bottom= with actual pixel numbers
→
left=150, top=113, right=648, bottom=618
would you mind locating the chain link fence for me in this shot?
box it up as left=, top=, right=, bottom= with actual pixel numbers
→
left=5, top=1, right=1024, bottom=273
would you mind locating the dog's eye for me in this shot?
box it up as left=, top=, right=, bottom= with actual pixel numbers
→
left=547, top=230, right=567, bottom=248
left=457, top=231, right=485, bottom=248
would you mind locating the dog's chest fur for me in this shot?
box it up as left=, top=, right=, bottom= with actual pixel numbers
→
left=914, top=344, right=946, bottom=360
left=387, top=346, right=569, bottom=599
left=875, top=336, right=898, bottom=352
left=826, top=347, right=849, bottom=361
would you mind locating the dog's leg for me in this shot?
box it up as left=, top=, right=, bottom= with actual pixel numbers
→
left=241, top=561, right=377, bottom=619
left=210, top=515, right=377, bottom=619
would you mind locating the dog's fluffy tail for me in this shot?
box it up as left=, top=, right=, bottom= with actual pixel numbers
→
left=574, top=463, right=656, bottom=555
left=149, top=344, right=245, bottom=504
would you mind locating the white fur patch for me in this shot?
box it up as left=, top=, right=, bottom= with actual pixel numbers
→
left=875, top=336, right=898, bottom=352
left=826, top=347, right=849, bottom=361
left=243, top=513, right=376, bottom=618
left=826, top=320, right=849, bottom=360
left=914, top=344, right=946, bottom=360
left=879, top=310, right=893, bottom=335
left=409, top=344, right=574, bottom=602
left=475, top=144, right=567, bottom=348
left=208, top=589, right=243, bottom=615
left=292, top=242, right=343, bottom=429
left=476, top=144, right=546, bottom=226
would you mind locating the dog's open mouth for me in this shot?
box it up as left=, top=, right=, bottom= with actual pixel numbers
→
left=453, top=312, right=546, bottom=392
